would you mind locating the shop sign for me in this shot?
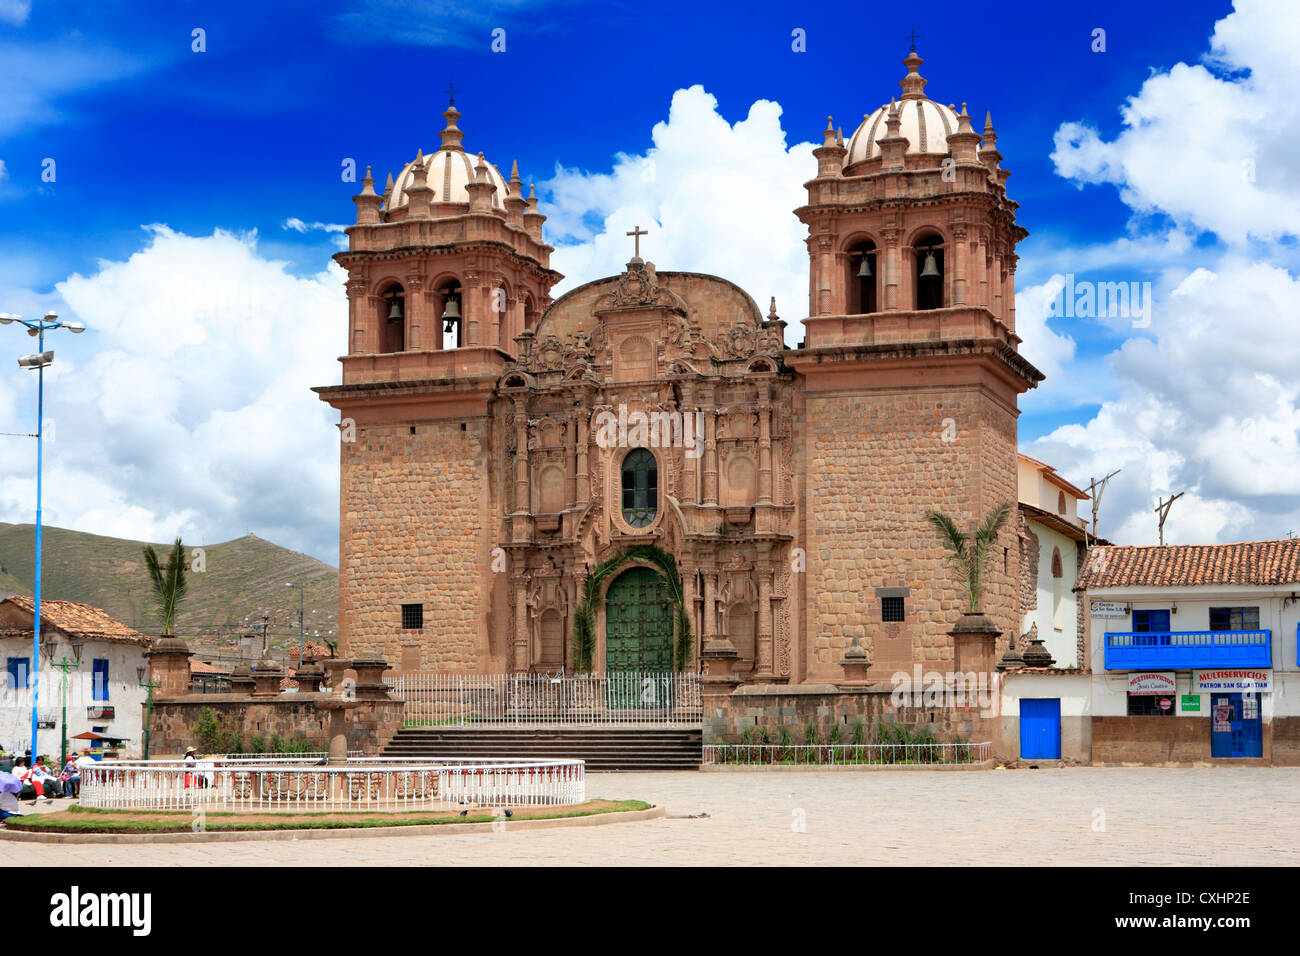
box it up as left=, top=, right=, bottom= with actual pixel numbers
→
left=1181, top=694, right=1201, bottom=712
left=1128, top=672, right=1176, bottom=696
left=1091, top=601, right=1128, bottom=619
left=1194, top=669, right=1272, bottom=693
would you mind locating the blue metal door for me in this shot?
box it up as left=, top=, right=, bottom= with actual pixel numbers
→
left=1211, top=693, right=1262, bottom=757
left=1020, top=698, right=1061, bottom=759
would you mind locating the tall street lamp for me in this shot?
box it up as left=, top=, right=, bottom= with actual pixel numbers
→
left=285, top=582, right=304, bottom=673
left=46, top=639, right=83, bottom=766
left=136, top=667, right=162, bottom=760
left=0, top=310, right=86, bottom=757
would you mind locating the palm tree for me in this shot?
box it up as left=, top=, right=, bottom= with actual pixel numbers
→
left=925, top=504, right=1011, bottom=613
left=142, top=537, right=189, bottom=637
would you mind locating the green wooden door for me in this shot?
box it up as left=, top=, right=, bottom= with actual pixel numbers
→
left=605, top=567, right=674, bottom=673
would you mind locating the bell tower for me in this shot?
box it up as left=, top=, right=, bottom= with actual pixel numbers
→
left=316, top=96, right=562, bottom=668
left=787, top=48, right=1043, bottom=680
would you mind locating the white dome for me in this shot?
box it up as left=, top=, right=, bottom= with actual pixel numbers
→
left=387, top=148, right=510, bottom=211
left=845, top=98, right=959, bottom=165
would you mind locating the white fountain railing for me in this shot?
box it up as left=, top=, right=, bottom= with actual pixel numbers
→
left=387, top=671, right=702, bottom=727
left=79, top=757, right=585, bottom=812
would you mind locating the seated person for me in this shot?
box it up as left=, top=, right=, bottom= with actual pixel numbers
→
left=11, top=758, right=52, bottom=802
left=30, top=757, right=63, bottom=798
left=59, top=755, right=81, bottom=798
left=0, top=788, right=21, bottom=821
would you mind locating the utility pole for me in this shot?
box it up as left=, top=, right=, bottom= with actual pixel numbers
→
left=1085, top=469, right=1121, bottom=548
left=1155, top=493, right=1184, bottom=547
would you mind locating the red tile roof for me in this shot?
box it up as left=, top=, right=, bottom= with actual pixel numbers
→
left=0, top=596, right=150, bottom=646
left=1077, top=539, right=1300, bottom=590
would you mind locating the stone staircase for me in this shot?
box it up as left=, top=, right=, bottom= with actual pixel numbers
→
left=381, top=727, right=703, bottom=771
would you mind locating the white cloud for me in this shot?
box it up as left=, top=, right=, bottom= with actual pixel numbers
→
left=1025, top=260, right=1300, bottom=545
left=1013, top=275, right=1077, bottom=385
left=541, top=85, right=816, bottom=340
left=1026, top=0, right=1300, bottom=546
left=1050, top=0, right=1300, bottom=243
left=0, top=0, right=30, bottom=26
left=0, top=226, right=345, bottom=562
left=0, top=37, right=146, bottom=136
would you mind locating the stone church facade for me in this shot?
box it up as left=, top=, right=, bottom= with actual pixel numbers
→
left=315, top=50, right=1043, bottom=685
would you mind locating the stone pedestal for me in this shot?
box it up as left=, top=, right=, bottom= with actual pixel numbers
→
left=145, top=636, right=193, bottom=698
left=950, top=611, right=1000, bottom=677
left=322, top=658, right=351, bottom=693
left=294, top=664, right=325, bottom=693
left=351, top=657, right=392, bottom=700
left=229, top=663, right=254, bottom=696
left=251, top=657, right=284, bottom=698
left=838, top=642, right=872, bottom=689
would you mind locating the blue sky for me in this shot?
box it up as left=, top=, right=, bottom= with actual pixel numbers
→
left=1, top=0, right=1297, bottom=561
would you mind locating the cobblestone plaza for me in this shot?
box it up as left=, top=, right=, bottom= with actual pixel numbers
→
left=6, top=767, right=1296, bottom=866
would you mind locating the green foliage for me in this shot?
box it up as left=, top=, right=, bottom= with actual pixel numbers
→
left=852, top=720, right=864, bottom=746
left=142, top=537, right=189, bottom=636
left=778, top=726, right=793, bottom=763
left=829, top=723, right=841, bottom=746
left=924, top=503, right=1012, bottom=612
left=570, top=544, right=693, bottom=672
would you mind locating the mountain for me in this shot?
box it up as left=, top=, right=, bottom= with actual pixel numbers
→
left=0, top=523, right=338, bottom=650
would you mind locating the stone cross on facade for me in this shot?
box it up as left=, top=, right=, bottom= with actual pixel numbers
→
left=626, top=225, right=648, bottom=260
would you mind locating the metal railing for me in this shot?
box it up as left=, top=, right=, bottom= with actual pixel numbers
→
left=702, top=742, right=991, bottom=766
left=79, top=757, right=585, bottom=812
left=388, top=671, right=702, bottom=727
left=1104, top=629, right=1271, bottom=669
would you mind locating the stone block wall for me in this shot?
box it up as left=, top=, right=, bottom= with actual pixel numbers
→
left=1091, top=716, right=1215, bottom=765
left=340, top=417, right=489, bottom=669
left=705, top=683, right=994, bottom=746
left=145, top=694, right=404, bottom=757
left=800, top=387, right=1019, bottom=680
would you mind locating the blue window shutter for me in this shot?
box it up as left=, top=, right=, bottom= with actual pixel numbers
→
left=6, top=657, right=29, bottom=690
left=92, top=658, right=110, bottom=702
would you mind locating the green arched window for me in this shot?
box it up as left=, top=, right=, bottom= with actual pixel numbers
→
left=621, top=448, right=658, bottom=528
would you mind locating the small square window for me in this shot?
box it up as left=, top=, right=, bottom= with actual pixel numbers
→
left=881, top=596, right=905, bottom=623
left=401, top=603, right=424, bottom=630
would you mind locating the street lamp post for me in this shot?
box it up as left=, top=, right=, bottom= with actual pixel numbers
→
left=285, top=582, right=304, bottom=672
left=46, top=639, right=83, bottom=766
left=136, top=667, right=162, bottom=760
left=0, top=310, right=86, bottom=759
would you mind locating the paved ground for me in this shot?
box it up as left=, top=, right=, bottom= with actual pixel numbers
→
left=3, top=766, right=1297, bottom=866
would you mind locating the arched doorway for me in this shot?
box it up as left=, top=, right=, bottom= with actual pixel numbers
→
left=604, top=566, right=674, bottom=673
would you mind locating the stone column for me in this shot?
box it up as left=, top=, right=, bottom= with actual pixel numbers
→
left=756, top=390, right=773, bottom=505
left=976, top=231, right=990, bottom=308
left=883, top=230, right=901, bottom=311
left=702, top=566, right=717, bottom=644
left=1005, top=255, right=1018, bottom=331
left=991, top=247, right=1004, bottom=319
left=404, top=274, right=425, bottom=350
left=952, top=225, right=968, bottom=306
left=756, top=561, right=774, bottom=678
left=702, top=407, right=718, bottom=506
left=576, top=407, right=590, bottom=504
left=681, top=383, right=699, bottom=504
left=513, top=573, right=530, bottom=673
left=351, top=657, right=392, bottom=699
left=681, top=562, right=698, bottom=669
left=345, top=276, right=368, bottom=354
left=464, top=272, right=482, bottom=346
left=513, top=398, right=530, bottom=513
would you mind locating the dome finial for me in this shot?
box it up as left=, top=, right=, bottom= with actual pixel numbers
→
left=900, top=40, right=928, bottom=100
left=439, top=96, right=465, bottom=152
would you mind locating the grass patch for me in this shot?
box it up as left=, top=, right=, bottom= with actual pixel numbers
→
left=5, top=799, right=651, bottom=834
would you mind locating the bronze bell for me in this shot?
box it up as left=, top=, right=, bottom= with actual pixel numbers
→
left=920, top=251, right=940, bottom=279
left=441, top=296, right=461, bottom=321
left=386, top=298, right=403, bottom=321
left=857, top=254, right=872, bottom=279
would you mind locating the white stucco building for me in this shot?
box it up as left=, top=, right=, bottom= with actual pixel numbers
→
left=0, top=596, right=149, bottom=759
left=1017, top=454, right=1091, bottom=667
